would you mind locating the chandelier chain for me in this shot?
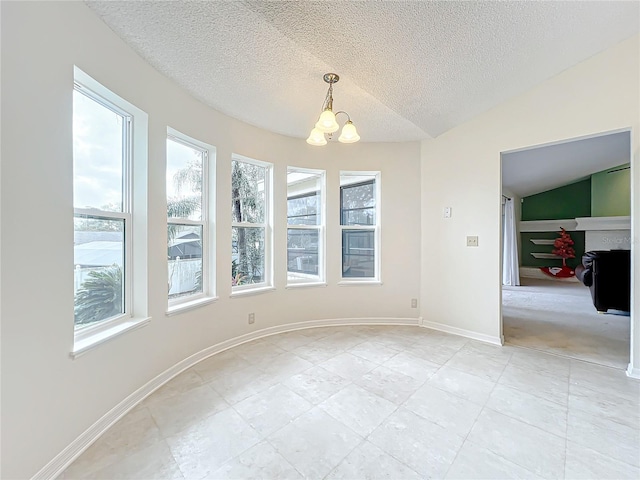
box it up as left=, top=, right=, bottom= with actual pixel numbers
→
left=323, top=83, right=334, bottom=111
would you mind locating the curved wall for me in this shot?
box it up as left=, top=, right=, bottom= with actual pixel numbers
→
left=0, top=3, right=421, bottom=478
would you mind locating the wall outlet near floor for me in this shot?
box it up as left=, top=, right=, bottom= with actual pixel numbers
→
left=466, top=235, right=479, bottom=247
left=248, top=313, right=255, bottom=324
left=411, top=298, right=418, bottom=308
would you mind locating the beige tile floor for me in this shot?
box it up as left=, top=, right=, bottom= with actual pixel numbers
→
left=61, top=325, right=640, bottom=480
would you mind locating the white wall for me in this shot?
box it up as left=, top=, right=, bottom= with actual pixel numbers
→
left=0, top=3, right=421, bottom=478
left=420, top=35, right=639, bottom=356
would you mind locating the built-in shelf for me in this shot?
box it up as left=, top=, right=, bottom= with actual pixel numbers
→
left=530, top=253, right=561, bottom=259
left=520, top=216, right=630, bottom=233
left=520, top=219, right=577, bottom=232
left=529, top=239, right=555, bottom=245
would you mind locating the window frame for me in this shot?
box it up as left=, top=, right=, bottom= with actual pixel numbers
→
left=166, top=129, right=216, bottom=311
left=339, top=171, right=381, bottom=284
left=72, top=67, right=149, bottom=355
left=73, top=83, right=132, bottom=339
left=231, top=155, right=273, bottom=294
left=286, top=167, right=326, bottom=287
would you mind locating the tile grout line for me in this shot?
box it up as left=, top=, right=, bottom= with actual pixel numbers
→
left=442, top=359, right=506, bottom=478
left=563, top=360, right=572, bottom=479
left=480, top=351, right=570, bottom=439
left=360, top=399, right=423, bottom=478
left=458, top=350, right=565, bottom=479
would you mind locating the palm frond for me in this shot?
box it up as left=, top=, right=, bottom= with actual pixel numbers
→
left=74, top=266, right=123, bottom=326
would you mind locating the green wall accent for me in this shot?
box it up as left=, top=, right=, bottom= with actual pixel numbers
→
left=519, top=164, right=629, bottom=269
left=521, top=179, right=591, bottom=221
left=591, top=164, right=630, bottom=217
left=520, top=231, right=585, bottom=269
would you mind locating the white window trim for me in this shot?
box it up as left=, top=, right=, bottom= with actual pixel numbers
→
left=339, top=171, right=381, bottom=283
left=230, top=285, right=276, bottom=298
left=166, top=129, right=216, bottom=310
left=337, top=280, right=383, bottom=286
left=72, top=66, right=149, bottom=355
left=166, top=296, right=218, bottom=316
left=231, top=155, right=273, bottom=291
left=286, top=167, right=326, bottom=287
left=71, top=317, right=150, bottom=359
left=285, top=282, right=328, bottom=289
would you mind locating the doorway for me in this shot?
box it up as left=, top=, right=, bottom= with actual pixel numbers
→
left=500, top=129, right=633, bottom=369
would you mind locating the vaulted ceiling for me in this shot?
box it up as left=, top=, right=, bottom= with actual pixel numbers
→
left=86, top=1, right=639, bottom=143
left=502, top=131, right=631, bottom=198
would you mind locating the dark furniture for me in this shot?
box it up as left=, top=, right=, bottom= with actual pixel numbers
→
left=575, top=250, right=631, bottom=313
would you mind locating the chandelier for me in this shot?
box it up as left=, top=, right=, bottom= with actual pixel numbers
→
left=306, top=73, right=360, bottom=146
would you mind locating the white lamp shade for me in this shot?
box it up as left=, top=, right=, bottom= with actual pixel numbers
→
left=306, top=128, right=327, bottom=146
left=338, top=121, right=360, bottom=143
left=315, top=109, right=339, bottom=133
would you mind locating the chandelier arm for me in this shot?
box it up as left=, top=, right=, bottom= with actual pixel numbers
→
left=334, top=111, right=352, bottom=122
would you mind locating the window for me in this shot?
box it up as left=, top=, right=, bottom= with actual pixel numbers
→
left=167, top=131, right=213, bottom=307
left=340, top=172, right=380, bottom=281
left=73, top=85, right=129, bottom=328
left=73, top=67, right=148, bottom=351
left=231, top=156, right=272, bottom=290
left=287, top=168, right=325, bottom=285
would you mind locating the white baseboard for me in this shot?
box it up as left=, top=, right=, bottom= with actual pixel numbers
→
left=419, top=317, right=503, bottom=346
left=626, top=363, right=640, bottom=379
left=33, top=317, right=419, bottom=480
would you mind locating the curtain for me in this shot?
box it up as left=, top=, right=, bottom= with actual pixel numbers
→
left=502, top=198, right=520, bottom=286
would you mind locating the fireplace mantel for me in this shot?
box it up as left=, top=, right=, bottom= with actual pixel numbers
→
left=575, top=216, right=631, bottom=231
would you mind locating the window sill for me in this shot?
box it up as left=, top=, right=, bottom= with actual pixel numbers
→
left=286, top=282, right=327, bottom=289
left=71, top=316, right=151, bottom=359
left=166, top=296, right=218, bottom=316
left=230, top=286, right=276, bottom=298
left=337, top=280, right=383, bottom=286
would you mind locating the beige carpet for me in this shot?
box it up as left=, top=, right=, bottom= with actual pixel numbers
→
left=502, top=277, right=630, bottom=369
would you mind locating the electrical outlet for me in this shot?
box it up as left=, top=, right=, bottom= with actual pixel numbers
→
left=466, top=235, right=479, bottom=247
left=248, top=313, right=255, bottom=324
left=411, top=298, right=418, bottom=308
left=443, top=207, right=452, bottom=218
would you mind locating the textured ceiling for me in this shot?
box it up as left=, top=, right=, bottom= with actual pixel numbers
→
left=85, top=1, right=639, bottom=142
left=502, top=131, right=631, bottom=198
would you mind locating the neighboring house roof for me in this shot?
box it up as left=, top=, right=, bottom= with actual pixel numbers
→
left=75, top=229, right=204, bottom=266
left=74, top=231, right=123, bottom=245
left=74, top=241, right=122, bottom=267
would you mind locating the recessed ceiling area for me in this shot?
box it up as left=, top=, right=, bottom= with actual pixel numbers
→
left=85, top=1, right=639, bottom=142
left=502, top=130, right=631, bottom=198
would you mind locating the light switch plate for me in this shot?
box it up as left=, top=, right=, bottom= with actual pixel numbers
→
left=466, top=235, right=479, bottom=247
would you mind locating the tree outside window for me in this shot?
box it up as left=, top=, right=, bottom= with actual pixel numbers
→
left=166, top=135, right=208, bottom=302
left=232, top=158, right=271, bottom=287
